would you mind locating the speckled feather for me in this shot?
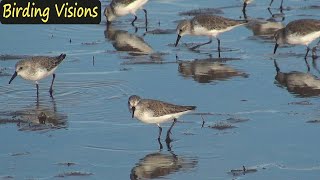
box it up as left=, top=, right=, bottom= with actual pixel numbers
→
left=138, top=99, right=196, bottom=117
left=18, top=54, right=66, bottom=72
left=286, top=19, right=320, bottom=36
left=191, top=15, right=245, bottom=31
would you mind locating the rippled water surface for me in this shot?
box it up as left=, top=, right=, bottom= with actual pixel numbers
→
left=1, top=0, right=320, bottom=179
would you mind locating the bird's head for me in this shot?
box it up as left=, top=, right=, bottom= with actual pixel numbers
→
left=128, top=95, right=141, bottom=118
left=175, top=20, right=191, bottom=47
left=9, top=60, right=30, bottom=84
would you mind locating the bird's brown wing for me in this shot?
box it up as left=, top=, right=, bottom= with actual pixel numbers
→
left=33, top=54, right=66, bottom=71
left=286, top=19, right=320, bottom=36
left=193, top=15, right=245, bottom=31
left=141, top=99, right=196, bottom=117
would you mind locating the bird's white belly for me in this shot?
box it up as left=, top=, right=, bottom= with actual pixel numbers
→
left=20, top=67, right=56, bottom=82
left=288, top=31, right=320, bottom=45
left=135, top=110, right=191, bottom=124
left=193, top=26, right=218, bottom=37
left=115, top=0, right=148, bottom=16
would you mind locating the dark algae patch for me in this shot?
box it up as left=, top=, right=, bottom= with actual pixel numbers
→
left=55, top=171, right=93, bottom=177
left=209, top=122, right=236, bottom=130
left=229, top=166, right=258, bottom=176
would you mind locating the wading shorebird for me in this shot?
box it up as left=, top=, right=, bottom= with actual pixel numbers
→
left=273, top=19, right=320, bottom=59
left=175, top=14, right=246, bottom=58
left=8, top=54, right=66, bottom=97
left=104, top=0, right=149, bottom=26
left=128, top=95, right=196, bottom=144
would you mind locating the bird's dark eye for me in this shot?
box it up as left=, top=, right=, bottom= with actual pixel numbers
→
left=19, top=67, right=23, bottom=70
left=179, top=29, right=182, bottom=32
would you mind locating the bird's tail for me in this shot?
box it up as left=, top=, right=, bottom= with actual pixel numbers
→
left=186, top=106, right=196, bottom=111
left=55, top=53, right=66, bottom=65
left=57, top=53, right=66, bottom=61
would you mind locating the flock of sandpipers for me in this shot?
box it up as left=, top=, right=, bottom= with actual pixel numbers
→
left=7, top=0, right=320, bottom=148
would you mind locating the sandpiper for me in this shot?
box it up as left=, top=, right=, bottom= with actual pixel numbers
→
left=175, top=14, right=246, bottom=58
left=8, top=54, right=66, bottom=97
left=273, top=19, right=320, bottom=59
left=128, top=95, right=196, bottom=143
left=104, top=0, right=149, bottom=26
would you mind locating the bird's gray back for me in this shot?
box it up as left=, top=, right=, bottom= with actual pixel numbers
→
left=28, top=54, right=66, bottom=71
left=139, top=99, right=196, bottom=117
left=192, top=15, right=244, bottom=30
left=286, top=19, right=320, bottom=36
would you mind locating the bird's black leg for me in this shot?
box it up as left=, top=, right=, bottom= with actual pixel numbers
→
left=157, top=125, right=162, bottom=140
left=143, top=9, right=148, bottom=27
left=242, top=2, right=247, bottom=13
left=280, top=0, right=284, bottom=12
left=36, top=83, right=39, bottom=97
left=49, top=73, right=55, bottom=97
left=165, top=118, right=177, bottom=143
left=242, top=9, right=247, bottom=21
left=269, top=0, right=274, bottom=7
left=305, top=57, right=311, bottom=72
left=157, top=137, right=163, bottom=150
left=305, top=47, right=310, bottom=59
left=217, top=38, right=221, bottom=58
left=131, top=15, right=138, bottom=26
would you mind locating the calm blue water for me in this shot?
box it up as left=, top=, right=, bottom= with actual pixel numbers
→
left=1, top=0, right=320, bottom=179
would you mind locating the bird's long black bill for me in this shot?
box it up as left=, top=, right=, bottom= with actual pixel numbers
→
left=131, top=107, right=135, bottom=118
left=8, top=71, right=17, bottom=84
left=273, top=43, right=279, bottom=54
left=175, top=35, right=181, bottom=47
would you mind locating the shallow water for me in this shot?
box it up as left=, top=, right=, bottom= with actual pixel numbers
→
left=1, top=0, right=320, bottom=179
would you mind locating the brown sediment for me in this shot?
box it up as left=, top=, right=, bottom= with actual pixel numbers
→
left=81, top=41, right=101, bottom=45
left=229, top=166, right=258, bottom=176
left=10, top=152, right=30, bottom=156
left=144, top=29, right=176, bottom=35
left=225, top=117, right=250, bottom=124
left=0, top=54, right=31, bottom=60
left=0, top=68, right=11, bottom=76
left=179, top=8, right=224, bottom=16
left=288, top=101, right=313, bottom=105
left=306, top=120, right=320, bottom=123
left=0, top=175, right=14, bottom=179
left=209, top=122, right=236, bottom=130
left=56, top=162, right=77, bottom=166
left=55, top=171, right=93, bottom=178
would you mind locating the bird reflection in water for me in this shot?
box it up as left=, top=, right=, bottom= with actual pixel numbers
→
left=178, top=59, right=248, bottom=83
left=245, top=18, right=284, bottom=40
left=0, top=97, right=67, bottom=131
left=104, top=25, right=153, bottom=56
left=130, top=151, right=197, bottom=180
left=274, top=60, right=320, bottom=97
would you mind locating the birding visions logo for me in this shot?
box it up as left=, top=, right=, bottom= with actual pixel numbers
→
left=0, top=0, right=101, bottom=24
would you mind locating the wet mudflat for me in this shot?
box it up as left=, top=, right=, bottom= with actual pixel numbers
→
left=1, top=0, right=320, bottom=179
